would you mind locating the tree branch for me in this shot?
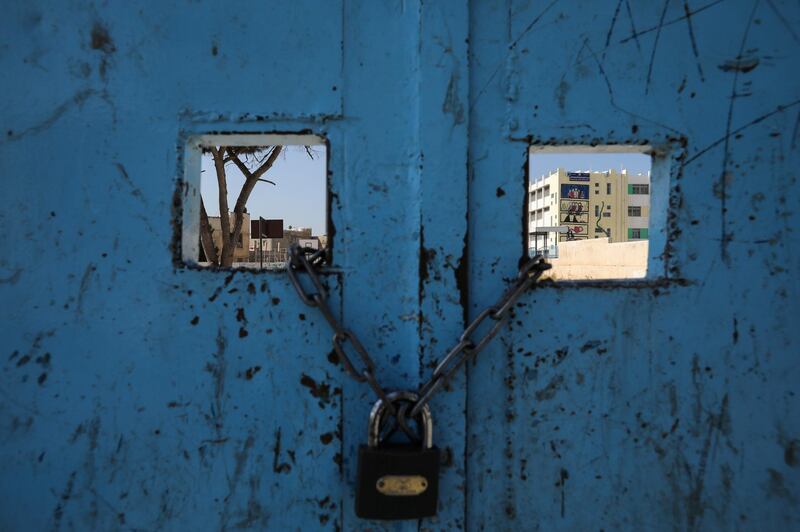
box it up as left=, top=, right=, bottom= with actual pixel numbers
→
left=225, top=146, right=283, bottom=259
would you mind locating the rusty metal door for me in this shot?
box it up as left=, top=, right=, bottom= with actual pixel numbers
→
left=1, top=1, right=798, bottom=531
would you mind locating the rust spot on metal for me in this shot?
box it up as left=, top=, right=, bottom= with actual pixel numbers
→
left=579, top=341, right=600, bottom=353
left=534, top=375, right=564, bottom=401
left=90, top=22, right=115, bottom=53
left=242, top=366, right=261, bottom=380
left=300, top=374, right=332, bottom=407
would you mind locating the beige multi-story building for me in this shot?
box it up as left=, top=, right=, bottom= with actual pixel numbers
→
left=206, top=212, right=251, bottom=262
left=528, top=168, right=650, bottom=257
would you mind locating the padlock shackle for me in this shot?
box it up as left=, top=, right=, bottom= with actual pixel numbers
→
left=368, top=391, right=433, bottom=449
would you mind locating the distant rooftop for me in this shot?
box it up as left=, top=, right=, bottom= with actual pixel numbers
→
left=534, top=167, right=650, bottom=181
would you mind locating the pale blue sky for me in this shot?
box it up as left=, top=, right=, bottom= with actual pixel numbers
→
left=530, top=152, right=651, bottom=182
left=201, top=145, right=327, bottom=236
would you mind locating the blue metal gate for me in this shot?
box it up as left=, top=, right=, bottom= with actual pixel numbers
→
left=1, top=1, right=798, bottom=530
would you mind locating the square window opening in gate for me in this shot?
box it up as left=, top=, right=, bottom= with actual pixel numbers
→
left=528, top=146, right=659, bottom=281
left=182, top=134, right=327, bottom=270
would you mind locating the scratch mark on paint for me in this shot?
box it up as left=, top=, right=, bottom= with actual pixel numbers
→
left=619, top=0, right=724, bottom=45
left=272, top=428, right=291, bottom=474
left=686, top=394, right=730, bottom=530
left=51, top=471, right=77, bottom=531
left=114, top=163, right=146, bottom=204
left=683, top=0, right=706, bottom=81
left=718, top=0, right=760, bottom=264
left=219, top=434, right=255, bottom=530
left=685, top=98, right=800, bottom=165
left=624, top=0, right=643, bottom=52
left=0, top=268, right=23, bottom=285
left=205, top=328, right=227, bottom=436
left=765, top=0, right=800, bottom=43
left=603, top=0, right=625, bottom=59
left=442, top=71, right=465, bottom=126
left=645, top=0, right=671, bottom=95
left=4, top=90, right=97, bottom=143
left=471, top=0, right=560, bottom=110
left=76, top=263, right=96, bottom=318
left=583, top=38, right=685, bottom=135
left=507, top=0, right=561, bottom=51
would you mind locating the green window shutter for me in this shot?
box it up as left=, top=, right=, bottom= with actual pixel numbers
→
left=628, top=228, right=633, bottom=238
left=641, top=228, right=648, bottom=239
left=627, top=184, right=634, bottom=194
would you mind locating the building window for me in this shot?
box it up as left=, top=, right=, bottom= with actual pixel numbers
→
left=528, top=144, right=654, bottom=281
left=629, top=184, right=649, bottom=194
left=628, top=206, right=642, bottom=216
left=628, top=228, right=649, bottom=239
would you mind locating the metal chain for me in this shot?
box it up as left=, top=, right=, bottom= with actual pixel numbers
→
left=286, top=244, right=551, bottom=432
left=286, top=245, right=401, bottom=425
left=409, top=255, right=550, bottom=418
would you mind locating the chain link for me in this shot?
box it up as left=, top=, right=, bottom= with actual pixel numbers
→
left=286, top=244, right=551, bottom=430
left=410, top=255, right=550, bottom=418
left=287, top=245, right=400, bottom=424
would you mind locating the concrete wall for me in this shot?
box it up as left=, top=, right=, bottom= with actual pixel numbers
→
left=546, top=238, right=647, bottom=280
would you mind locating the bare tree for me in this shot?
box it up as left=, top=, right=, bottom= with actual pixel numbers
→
left=200, top=146, right=282, bottom=267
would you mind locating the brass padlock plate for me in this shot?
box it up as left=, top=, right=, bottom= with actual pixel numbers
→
left=376, top=475, right=429, bottom=496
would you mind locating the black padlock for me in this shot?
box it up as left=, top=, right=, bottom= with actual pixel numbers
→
left=355, top=391, right=439, bottom=520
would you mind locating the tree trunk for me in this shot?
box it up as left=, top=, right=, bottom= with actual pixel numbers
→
left=208, top=145, right=283, bottom=268
left=210, top=147, right=234, bottom=267
left=199, top=199, right=218, bottom=265
left=223, top=146, right=283, bottom=266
